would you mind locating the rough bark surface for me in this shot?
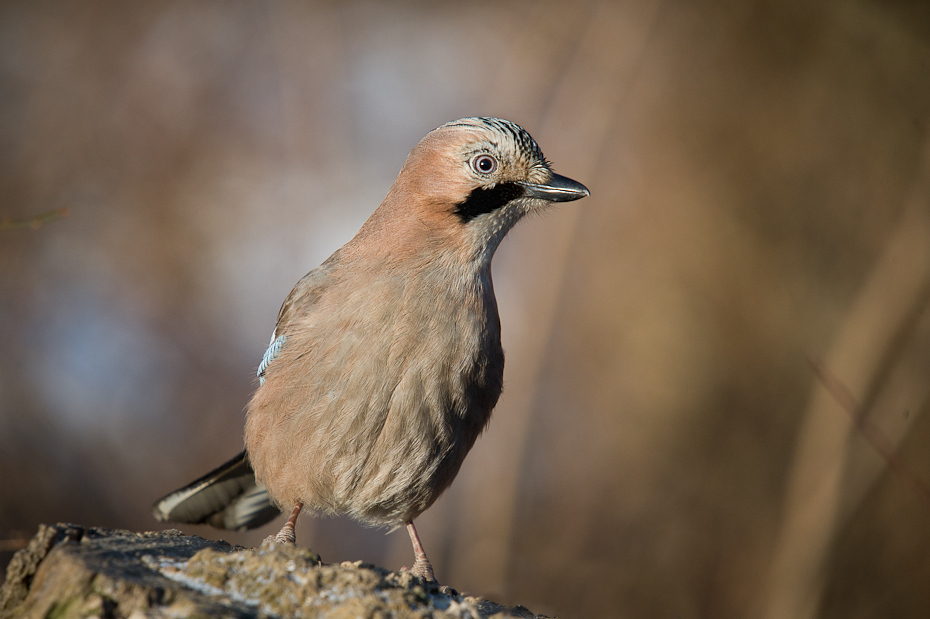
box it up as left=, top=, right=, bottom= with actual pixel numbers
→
left=0, top=524, right=547, bottom=618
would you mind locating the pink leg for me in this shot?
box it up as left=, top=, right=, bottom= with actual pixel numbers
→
left=273, top=501, right=303, bottom=544
left=406, top=520, right=436, bottom=582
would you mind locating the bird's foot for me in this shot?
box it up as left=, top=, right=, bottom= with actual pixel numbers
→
left=271, top=501, right=302, bottom=545
left=273, top=523, right=296, bottom=544
left=399, top=564, right=459, bottom=597
left=402, top=519, right=456, bottom=592
left=410, top=553, right=436, bottom=582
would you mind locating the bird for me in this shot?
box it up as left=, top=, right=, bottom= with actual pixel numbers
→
left=152, top=117, right=589, bottom=583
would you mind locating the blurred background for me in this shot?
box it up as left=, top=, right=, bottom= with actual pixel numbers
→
left=2, top=1, right=930, bottom=617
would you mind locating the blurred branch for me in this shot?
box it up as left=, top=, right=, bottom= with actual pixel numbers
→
left=0, top=207, right=70, bottom=231
left=809, top=356, right=930, bottom=512
left=760, top=145, right=930, bottom=619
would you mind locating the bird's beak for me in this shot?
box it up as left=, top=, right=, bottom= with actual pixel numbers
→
left=519, top=173, right=590, bottom=203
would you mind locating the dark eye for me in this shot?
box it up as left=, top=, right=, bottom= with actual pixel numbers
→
left=472, top=154, right=497, bottom=175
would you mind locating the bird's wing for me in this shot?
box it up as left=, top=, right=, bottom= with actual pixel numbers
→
left=151, top=451, right=281, bottom=531
left=151, top=260, right=342, bottom=531
left=258, top=257, right=339, bottom=384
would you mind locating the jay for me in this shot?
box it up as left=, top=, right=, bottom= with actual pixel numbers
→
left=153, top=117, right=589, bottom=582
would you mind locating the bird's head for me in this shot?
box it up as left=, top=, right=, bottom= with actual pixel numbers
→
left=351, top=117, right=589, bottom=263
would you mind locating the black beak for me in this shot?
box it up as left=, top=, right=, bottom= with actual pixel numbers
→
left=519, top=173, right=590, bottom=203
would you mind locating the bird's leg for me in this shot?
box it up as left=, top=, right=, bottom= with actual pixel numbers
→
left=406, top=520, right=437, bottom=582
left=273, top=501, right=303, bottom=544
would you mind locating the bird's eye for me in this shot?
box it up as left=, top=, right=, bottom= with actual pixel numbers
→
left=472, top=154, right=497, bottom=175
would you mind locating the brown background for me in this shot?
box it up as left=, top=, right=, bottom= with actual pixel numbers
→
left=2, top=1, right=930, bottom=617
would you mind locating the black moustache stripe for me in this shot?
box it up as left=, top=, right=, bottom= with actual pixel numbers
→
left=454, top=182, right=525, bottom=222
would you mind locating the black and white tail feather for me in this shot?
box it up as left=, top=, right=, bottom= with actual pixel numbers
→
left=151, top=334, right=286, bottom=531
left=151, top=450, right=279, bottom=530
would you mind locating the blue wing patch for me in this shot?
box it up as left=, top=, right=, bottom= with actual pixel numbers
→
left=258, top=334, right=286, bottom=385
